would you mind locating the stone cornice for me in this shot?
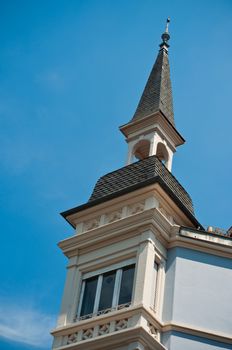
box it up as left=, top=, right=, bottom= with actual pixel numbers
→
left=59, top=208, right=232, bottom=260
left=119, top=111, right=184, bottom=148
left=59, top=209, right=157, bottom=257
left=168, top=234, right=232, bottom=259
left=162, top=321, right=232, bottom=345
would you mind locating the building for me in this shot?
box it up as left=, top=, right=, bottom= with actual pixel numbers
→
left=51, top=19, right=232, bottom=350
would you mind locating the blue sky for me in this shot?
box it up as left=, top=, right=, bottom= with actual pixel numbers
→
left=0, top=1, right=231, bottom=349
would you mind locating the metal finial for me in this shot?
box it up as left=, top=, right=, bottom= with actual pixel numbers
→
left=160, top=17, right=170, bottom=49
left=165, top=17, right=170, bottom=33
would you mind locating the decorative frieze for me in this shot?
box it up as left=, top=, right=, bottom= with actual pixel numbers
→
left=82, top=327, right=94, bottom=340
left=67, top=332, right=78, bottom=344
left=64, top=316, right=130, bottom=346
left=106, top=209, right=122, bottom=223
left=98, top=323, right=110, bottom=336
left=128, top=201, right=145, bottom=216
left=83, top=217, right=100, bottom=231
left=115, top=318, right=128, bottom=331
left=82, top=198, right=152, bottom=233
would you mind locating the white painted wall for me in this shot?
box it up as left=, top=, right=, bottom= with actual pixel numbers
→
left=162, top=331, right=231, bottom=350
left=163, top=247, right=232, bottom=336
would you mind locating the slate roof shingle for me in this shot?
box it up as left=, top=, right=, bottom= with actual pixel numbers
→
left=132, top=47, right=174, bottom=126
left=89, top=155, right=194, bottom=214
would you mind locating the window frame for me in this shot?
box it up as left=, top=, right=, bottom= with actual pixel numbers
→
left=82, top=258, right=135, bottom=280
left=77, top=262, right=135, bottom=320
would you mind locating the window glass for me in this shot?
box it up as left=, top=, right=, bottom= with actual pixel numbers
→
left=80, top=276, right=98, bottom=316
left=98, top=271, right=116, bottom=311
left=118, top=265, right=135, bottom=305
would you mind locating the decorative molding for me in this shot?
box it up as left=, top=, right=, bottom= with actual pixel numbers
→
left=168, top=234, right=232, bottom=260
left=82, top=328, right=94, bottom=340
left=56, top=326, right=166, bottom=350
left=115, top=318, right=128, bottom=331
left=64, top=317, right=129, bottom=346
left=84, top=217, right=100, bottom=231
left=147, top=322, right=158, bottom=338
left=106, top=209, right=122, bottom=224
left=67, top=332, right=78, bottom=344
left=77, top=302, right=131, bottom=322
left=98, top=323, right=110, bottom=336
left=59, top=206, right=232, bottom=261
left=52, top=304, right=164, bottom=348
left=158, top=205, right=173, bottom=224
left=162, top=321, right=232, bottom=345
left=128, top=201, right=145, bottom=216
left=81, top=199, right=149, bottom=234
left=58, top=208, right=173, bottom=258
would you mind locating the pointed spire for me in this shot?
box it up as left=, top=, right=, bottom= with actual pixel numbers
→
left=132, top=18, right=174, bottom=126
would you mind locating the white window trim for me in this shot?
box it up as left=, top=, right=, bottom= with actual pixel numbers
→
left=77, top=263, right=135, bottom=319
left=112, top=269, right=122, bottom=307
left=93, top=274, right=103, bottom=313
left=82, top=258, right=136, bottom=280
left=77, top=280, right=86, bottom=318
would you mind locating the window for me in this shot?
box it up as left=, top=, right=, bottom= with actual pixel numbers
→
left=78, top=265, right=135, bottom=320
left=133, top=140, right=151, bottom=161
left=156, top=142, right=169, bottom=166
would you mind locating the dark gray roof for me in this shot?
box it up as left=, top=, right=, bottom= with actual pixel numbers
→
left=89, top=155, right=192, bottom=213
left=132, top=47, right=174, bottom=126
left=62, top=156, right=202, bottom=229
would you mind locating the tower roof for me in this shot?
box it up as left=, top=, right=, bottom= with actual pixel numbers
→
left=61, top=156, right=203, bottom=230
left=132, top=18, right=174, bottom=126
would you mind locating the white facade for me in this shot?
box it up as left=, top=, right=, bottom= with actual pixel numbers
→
left=51, top=181, right=232, bottom=350
left=51, top=21, right=232, bottom=350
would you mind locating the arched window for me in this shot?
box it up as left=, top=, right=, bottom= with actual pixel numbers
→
left=132, top=140, right=150, bottom=161
left=156, top=142, right=169, bottom=165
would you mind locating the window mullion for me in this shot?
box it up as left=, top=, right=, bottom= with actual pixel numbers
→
left=77, top=280, right=86, bottom=318
left=112, top=269, right=122, bottom=308
left=93, top=274, right=103, bottom=314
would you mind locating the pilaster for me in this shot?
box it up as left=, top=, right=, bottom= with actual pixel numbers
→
left=133, top=231, right=156, bottom=308
left=57, top=256, right=80, bottom=327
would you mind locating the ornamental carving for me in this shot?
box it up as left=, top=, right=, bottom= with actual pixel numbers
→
left=63, top=314, right=132, bottom=346
left=107, top=209, right=122, bottom=223
left=67, top=332, right=78, bottom=344
left=84, top=217, right=100, bottom=231
left=117, top=302, right=131, bottom=310
left=98, top=323, right=110, bottom=336
left=82, top=328, right=94, bottom=340
left=115, top=318, right=128, bottom=331
left=128, top=201, right=145, bottom=216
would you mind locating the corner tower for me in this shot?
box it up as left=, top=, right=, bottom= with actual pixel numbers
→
left=51, top=19, right=232, bottom=350
left=121, top=18, right=184, bottom=171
